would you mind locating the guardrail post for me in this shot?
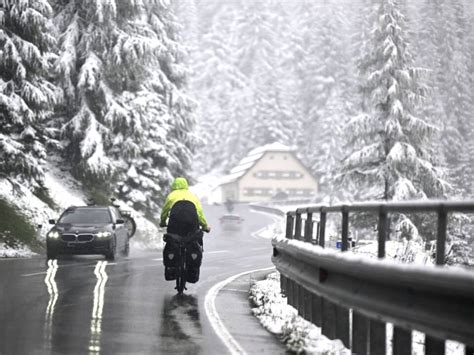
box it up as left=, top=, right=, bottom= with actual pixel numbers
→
left=286, top=213, right=295, bottom=239
left=287, top=278, right=293, bottom=305
left=293, top=280, right=299, bottom=311
left=335, top=305, right=350, bottom=348
left=303, top=287, right=312, bottom=322
left=311, top=294, right=322, bottom=327
left=280, top=274, right=287, bottom=297
left=436, top=205, right=447, bottom=265
left=341, top=207, right=349, bottom=251
left=298, top=284, right=305, bottom=317
left=295, top=212, right=303, bottom=240
left=319, top=211, right=327, bottom=248
left=425, top=337, right=445, bottom=355
left=393, top=327, right=411, bottom=355
left=304, top=210, right=313, bottom=243
left=369, top=320, right=386, bottom=355
left=352, top=311, right=369, bottom=354
left=322, top=298, right=337, bottom=340
left=314, top=221, right=320, bottom=245
left=377, top=205, right=388, bottom=258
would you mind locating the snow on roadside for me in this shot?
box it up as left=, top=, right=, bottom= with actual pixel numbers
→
left=0, top=242, right=36, bottom=258
left=0, top=179, right=53, bottom=240
left=250, top=272, right=350, bottom=355
left=250, top=272, right=466, bottom=355
left=43, top=164, right=86, bottom=208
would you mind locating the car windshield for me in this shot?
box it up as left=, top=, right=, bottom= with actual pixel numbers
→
left=222, top=215, right=240, bottom=220
left=58, top=208, right=112, bottom=224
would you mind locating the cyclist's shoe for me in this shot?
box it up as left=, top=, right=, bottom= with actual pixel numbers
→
left=165, top=266, right=177, bottom=281
left=186, top=266, right=200, bottom=283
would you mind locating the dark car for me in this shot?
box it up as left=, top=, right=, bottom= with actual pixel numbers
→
left=219, top=214, right=244, bottom=231
left=46, top=206, right=130, bottom=260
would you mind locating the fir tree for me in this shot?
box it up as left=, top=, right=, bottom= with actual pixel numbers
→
left=0, top=0, right=60, bottom=187
left=54, top=0, right=195, bottom=217
left=342, top=0, right=447, bottom=202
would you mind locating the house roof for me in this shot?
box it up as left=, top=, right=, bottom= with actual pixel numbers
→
left=220, top=143, right=296, bottom=185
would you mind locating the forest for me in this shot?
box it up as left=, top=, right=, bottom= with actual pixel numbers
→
left=181, top=0, right=474, bottom=202
left=0, top=0, right=473, bottom=246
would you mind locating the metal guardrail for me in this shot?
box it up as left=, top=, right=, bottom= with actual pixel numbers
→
left=272, top=200, right=474, bottom=355
left=249, top=203, right=286, bottom=217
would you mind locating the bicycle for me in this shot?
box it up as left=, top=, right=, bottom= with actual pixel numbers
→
left=163, top=228, right=205, bottom=295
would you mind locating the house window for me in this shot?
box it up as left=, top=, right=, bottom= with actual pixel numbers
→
left=243, top=188, right=273, bottom=196
left=254, top=170, right=304, bottom=180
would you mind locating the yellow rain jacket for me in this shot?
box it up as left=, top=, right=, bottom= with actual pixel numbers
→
left=159, top=177, right=209, bottom=229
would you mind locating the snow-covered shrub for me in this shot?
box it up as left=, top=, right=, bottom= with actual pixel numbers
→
left=250, top=272, right=350, bottom=354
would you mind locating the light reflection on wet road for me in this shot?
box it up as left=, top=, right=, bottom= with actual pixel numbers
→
left=0, top=205, right=280, bottom=354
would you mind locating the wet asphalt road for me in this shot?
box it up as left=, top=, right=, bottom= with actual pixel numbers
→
left=0, top=204, right=279, bottom=355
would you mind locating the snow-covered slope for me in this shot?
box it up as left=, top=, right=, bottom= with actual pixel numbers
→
left=0, top=157, right=162, bottom=257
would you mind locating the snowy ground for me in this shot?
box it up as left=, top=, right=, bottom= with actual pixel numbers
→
left=250, top=272, right=465, bottom=355
left=0, top=242, right=36, bottom=258
left=249, top=272, right=350, bottom=355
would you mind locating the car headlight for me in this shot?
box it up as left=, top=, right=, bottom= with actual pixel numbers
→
left=96, top=231, right=112, bottom=238
left=48, top=231, right=60, bottom=239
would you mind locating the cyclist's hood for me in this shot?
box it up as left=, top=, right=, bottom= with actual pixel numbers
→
left=171, top=177, right=189, bottom=190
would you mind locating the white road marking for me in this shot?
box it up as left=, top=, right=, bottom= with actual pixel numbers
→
left=152, top=258, right=163, bottom=261
left=204, top=266, right=275, bottom=355
left=22, top=271, right=48, bottom=277
left=207, top=250, right=229, bottom=254
left=21, top=261, right=118, bottom=277
left=220, top=288, right=248, bottom=293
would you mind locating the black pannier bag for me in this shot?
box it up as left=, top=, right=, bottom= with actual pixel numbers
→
left=186, top=266, right=200, bottom=283
left=163, top=240, right=179, bottom=267
left=186, top=241, right=203, bottom=268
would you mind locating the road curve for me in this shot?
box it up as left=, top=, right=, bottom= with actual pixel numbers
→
left=0, top=204, right=281, bottom=355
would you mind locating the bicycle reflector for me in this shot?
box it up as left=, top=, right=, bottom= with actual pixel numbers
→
left=191, top=253, right=198, bottom=260
left=168, top=253, right=174, bottom=260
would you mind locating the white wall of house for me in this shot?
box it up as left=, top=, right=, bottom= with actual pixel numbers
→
left=237, top=151, right=318, bottom=202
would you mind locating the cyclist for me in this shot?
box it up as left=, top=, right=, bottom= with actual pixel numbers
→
left=159, top=177, right=210, bottom=234
left=159, top=177, right=210, bottom=283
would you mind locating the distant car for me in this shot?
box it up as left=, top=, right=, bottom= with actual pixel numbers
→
left=219, top=214, right=244, bottom=231
left=46, top=206, right=130, bottom=260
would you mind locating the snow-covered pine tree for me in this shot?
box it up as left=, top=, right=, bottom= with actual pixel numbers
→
left=443, top=0, right=473, bottom=197
left=0, top=0, right=60, bottom=187
left=188, top=4, right=249, bottom=173
left=233, top=1, right=296, bottom=157
left=342, top=0, right=447, bottom=203
left=144, top=0, right=197, bottom=177
left=292, top=0, right=357, bottom=198
left=416, top=0, right=473, bottom=197
left=54, top=0, right=195, bottom=217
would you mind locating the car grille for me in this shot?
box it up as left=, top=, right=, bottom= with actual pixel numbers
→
left=77, top=234, right=94, bottom=242
left=61, top=234, right=94, bottom=242
left=62, top=234, right=76, bottom=242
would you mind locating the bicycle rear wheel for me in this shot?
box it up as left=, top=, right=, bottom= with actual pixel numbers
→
left=176, top=266, right=186, bottom=295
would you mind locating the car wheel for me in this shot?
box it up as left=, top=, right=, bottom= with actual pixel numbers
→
left=122, top=239, right=130, bottom=257
left=105, top=238, right=116, bottom=261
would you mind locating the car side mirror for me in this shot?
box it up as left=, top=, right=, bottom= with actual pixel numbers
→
left=116, top=219, right=125, bottom=225
left=48, top=219, right=56, bottom=225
